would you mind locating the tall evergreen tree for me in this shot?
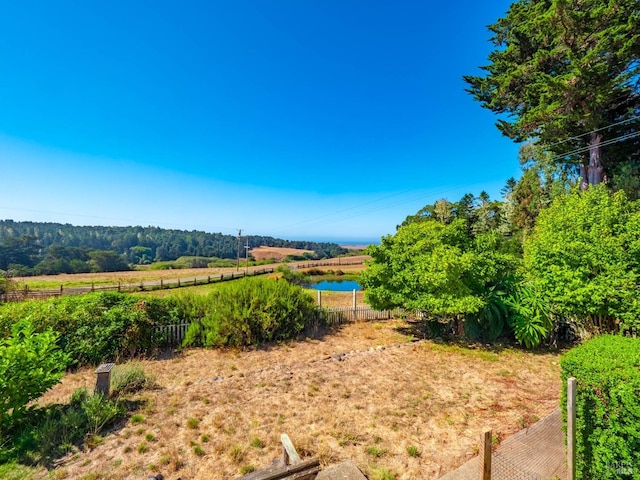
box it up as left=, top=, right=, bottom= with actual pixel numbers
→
left=464, top=0, right=640, bottom=190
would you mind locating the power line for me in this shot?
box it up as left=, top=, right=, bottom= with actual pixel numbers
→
left=548, top=131, right=640, bottom=163
left=542, top=114, right=640, bottom=149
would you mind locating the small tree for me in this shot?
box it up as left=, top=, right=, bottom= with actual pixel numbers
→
left=0, top=319, right=69, bottom=431
left=362, top=219, right=518, bottom=334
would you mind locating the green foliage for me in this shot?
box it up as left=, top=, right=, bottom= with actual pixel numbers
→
left=464, top=0, right=640, bottom=187
left=1, top=388, right=125, bottom=466
left=561, top=335, right=640, bottom=479
left=524, top=186, right=640, bottom=331
left=81, top=392, right=122, bottom=436
left=362, top=219, right=518, bottom=326
left=87, top=250, right=131, bottom=272
left=505, top=284, right=552, bottom=348
left=0, top=319, right=69, bottom=430
left=276, top=264, right=311, bottom=287
left=0, top=462, right=39, bottom=480
left=465, top=283, right=510, bottom=342
left=182, top=277, right=318, bottom=347
left=0, top=293, right=180, bottom=367
left=0, top=220, right=347, bottom=273
left=0, top=271, right=10, bottom=296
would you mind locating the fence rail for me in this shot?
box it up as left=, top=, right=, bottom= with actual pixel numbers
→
left=0, top=268, right=276, bottom=302
left=0, top=257, right=368, bottom=303
left=318, top=306, right=405, bottom=324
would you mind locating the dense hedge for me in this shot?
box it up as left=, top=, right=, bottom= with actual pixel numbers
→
left=0, top=278, right=320, bottom=366
left=0, top=293, right=181, bottom=367
left=182, top=277, right=319, bottom=347
left=560, top=335, right=640, bottom=480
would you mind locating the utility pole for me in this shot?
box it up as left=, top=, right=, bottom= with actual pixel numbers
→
left=244, top=239, right=250, bottom=275
left=236, top=229, right=242, bottom=271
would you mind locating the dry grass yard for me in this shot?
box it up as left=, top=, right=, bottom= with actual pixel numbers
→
left=38, top=315, right=562, bottom=480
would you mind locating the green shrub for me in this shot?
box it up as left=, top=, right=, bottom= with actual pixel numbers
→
left=182, top=277, right=318, bottom=347
left=1, top=387, right=126, bottom=465
left=0, top=292, right=180, bottom=367
left=81, top=392, right=122, bottom=435
left=0, top=319, right=69, bottom=431
left=560, top=335, right=640, bottom=479
left=276, top=265, right=311, bottom=287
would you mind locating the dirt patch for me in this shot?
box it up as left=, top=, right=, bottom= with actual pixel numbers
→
left=39, top=321, right=562, bottom=480
left=250, top=247, right=314, bottom=262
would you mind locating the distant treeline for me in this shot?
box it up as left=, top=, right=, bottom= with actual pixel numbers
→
left=0, top=220, right=347, bottom=275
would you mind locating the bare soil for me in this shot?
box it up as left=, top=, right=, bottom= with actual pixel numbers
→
left=38, top=316, right=562, bottom=480
left=250, top=247, right=314, bottom=262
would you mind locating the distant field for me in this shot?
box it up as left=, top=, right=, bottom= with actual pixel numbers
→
left=10, top=255, right=369, bottom=290
left=250, top=246, right=314, bottom=261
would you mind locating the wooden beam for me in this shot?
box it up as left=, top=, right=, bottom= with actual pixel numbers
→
left=236, top=458, right=320, bottom=480
left=281, top=433, right=302, bottom=465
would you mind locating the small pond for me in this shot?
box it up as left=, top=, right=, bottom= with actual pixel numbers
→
left=309, top=280, right=362, bottom=291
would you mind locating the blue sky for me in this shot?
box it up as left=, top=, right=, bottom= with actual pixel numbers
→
left=0, top=1, right=521, bottom=244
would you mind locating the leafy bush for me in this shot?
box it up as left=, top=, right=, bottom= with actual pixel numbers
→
left=525, top=186, right=640, bottom=333
left=560, top=335, right=640, bottom=479
left=2, top=388, right=126, bottom=465
left=276, top=264, right=311, bottom=287
left=182, top=277, right=318, bottom=347
left=0, top=292, right=181, bottom=367
left=0, top=319, right=69, bottom=431
left=362, top=220, right=518, bottom=318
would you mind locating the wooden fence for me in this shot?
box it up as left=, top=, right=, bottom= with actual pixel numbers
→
left=0, top=268, right=275, bottom=302
left=155, top=322, right=191, bottom=346
left=318, top=306, right=405, bottom=324
left=0, top=257, right=368, bottom=303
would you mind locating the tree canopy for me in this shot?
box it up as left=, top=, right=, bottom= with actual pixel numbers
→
left=361, top=216, right=518, bottom=318
left=524, top=185, right=640, bottom=331
left=464, top=0, right=640, bottom=190
left=0, top=220, right=347, bottom=275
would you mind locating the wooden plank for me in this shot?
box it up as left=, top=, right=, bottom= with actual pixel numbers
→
left=236, top=457, right=319, bottom=480
left=281, top=433, right=301, bottom=465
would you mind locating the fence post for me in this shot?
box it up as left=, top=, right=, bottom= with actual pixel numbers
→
left=160, top=279, right=163, bottom=289
left=353, top=289, right=357, bottom=320
left=479, top=428, right=492, bottom=480
left=318, top=290, right=322, bottom=308
left=568, top=377, right=577, bottom=480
